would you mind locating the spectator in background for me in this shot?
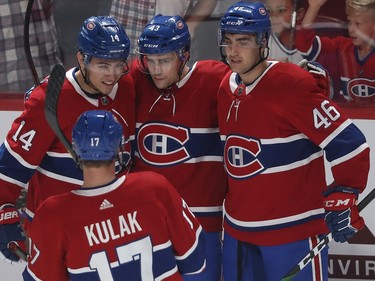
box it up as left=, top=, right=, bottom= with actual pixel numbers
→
left=109, top=0, right=218, bottom=60
left=264, top=0, right=307, bottom=64
left=296, top=0, right=375, bottom=105
left=0, top=0, right=62, bottom=92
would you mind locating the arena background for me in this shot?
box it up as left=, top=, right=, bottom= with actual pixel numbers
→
left=1, top=0, right=374, bottom=280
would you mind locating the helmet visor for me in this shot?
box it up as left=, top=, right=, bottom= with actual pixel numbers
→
left=218, top=30, right=259, bottom=49
left=85, top=59, right=130, bottom=76
left=137, top=52, right=179, bottom=75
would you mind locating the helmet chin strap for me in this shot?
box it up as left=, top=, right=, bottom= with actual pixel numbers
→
left=80, top=64, right=101, bottom=93
left=220, top=44, right=270, bottom=74
left=242, top=46, right=269, bottom=75
left=176, top=57, right=189, bottom=82
left=79, top=63, right=124, bottom=94
left=77, top=54, right=102, bottom=93
left=78, top=54, right=124, bottom=94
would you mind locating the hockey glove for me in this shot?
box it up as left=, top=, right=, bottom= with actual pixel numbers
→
left=323, top=186, right=364, bottom=243
left=0, top=203, right=26, bottom=263
left=298, top=59, right=330, bottom=97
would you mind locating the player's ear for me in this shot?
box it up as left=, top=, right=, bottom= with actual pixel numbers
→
left=260, top=35, right=269, bottom=58
left=260, top=36, right=268, bottom=49
left=182, top=51, right=190, bottom=62
left=77, top=52, right=84, bottom=67
left=178, top=49, right=190, bottom=62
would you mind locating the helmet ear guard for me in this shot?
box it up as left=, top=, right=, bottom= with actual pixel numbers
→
left=177, top=48, right=190, bottom=62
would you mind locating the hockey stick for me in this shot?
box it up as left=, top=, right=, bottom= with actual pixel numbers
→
left=288, top=0, right=299, bottom=62
left=44, top=64, right=78, bottom=162
left=24, top=0, right=40, bottom=85
left=289, top=0, right=298, bottom=48
left=8, top=242, right=28, bottom=262
left=281, top=187, right=375, bottom=281
left=8, top=64, right=76, bottom=262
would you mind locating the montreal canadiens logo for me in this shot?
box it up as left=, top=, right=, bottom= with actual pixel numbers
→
left=224, top=135, right=264, bottom=179
left=259, top=7, right=267, bottom=15
left=347, top=78, right=375, bottom=102
left=86, top=22, right=96, bottom=30
left=137, top=123, right=190, bottom=166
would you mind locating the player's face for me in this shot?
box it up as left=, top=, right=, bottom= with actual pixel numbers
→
left=143, top=52, right=182, bottom=89
left=85, top=57, right=128, bottom=94
left=265, top=0, right=293, bottom=34
left=347, top=10, right=375, bottom=48
left=223, top=33, right=260, bottom=74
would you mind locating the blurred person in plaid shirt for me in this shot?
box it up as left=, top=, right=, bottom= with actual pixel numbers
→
left=0, top=0, right=62, bottom=92
left=109, top=0, right=218, bottom=58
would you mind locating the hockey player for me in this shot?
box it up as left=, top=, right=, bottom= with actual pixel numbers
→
left=0, top=16, right=135, bottom=263
left=131, top=14, right=230, bottom=281
left=22, top=110, right=205, bottom=280
left=296, top=0, right=375, bottom=104
left=217, top=2, right=370, bottom=281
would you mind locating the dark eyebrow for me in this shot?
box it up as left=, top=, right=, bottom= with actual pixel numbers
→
left=96, top=61, right=110, bottom=65
left=235, top=37, right=252, bottom=42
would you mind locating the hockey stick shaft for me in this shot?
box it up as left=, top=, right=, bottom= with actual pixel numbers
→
left=8, top=242, right=28, bottom=262
left=8, top=64, right=75, bottom=261
left=287, top=0, right=299, bottom=62
left=281, top=187, right=375, bottom=281
left=44, top=64, right=78, bottom=162
left=290, top=0, right=298, bottom=31
left=24, top=0, right=40, bottom=85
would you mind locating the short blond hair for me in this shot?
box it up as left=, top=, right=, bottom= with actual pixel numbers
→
left=346, top=0, right=375, bottom=16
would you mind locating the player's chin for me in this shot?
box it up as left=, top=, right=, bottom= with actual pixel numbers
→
left=99, top=83, right=115, bottom=94
left=152, top=78, right=167, bottom=89
left=229, top=61, right=243, bottom=72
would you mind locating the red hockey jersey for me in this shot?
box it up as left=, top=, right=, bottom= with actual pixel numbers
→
left=131, top=60, right=230, bottom=232
left=0, top=68, right=135, bottom=218
left=23, top=172, right=205, bottom=281
left=296, top=28, right=375, bottom=105
left=218, top=61, right=370, bottom=245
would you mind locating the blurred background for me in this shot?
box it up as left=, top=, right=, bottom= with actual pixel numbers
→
left=0, top=0, right=346, bottom=93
